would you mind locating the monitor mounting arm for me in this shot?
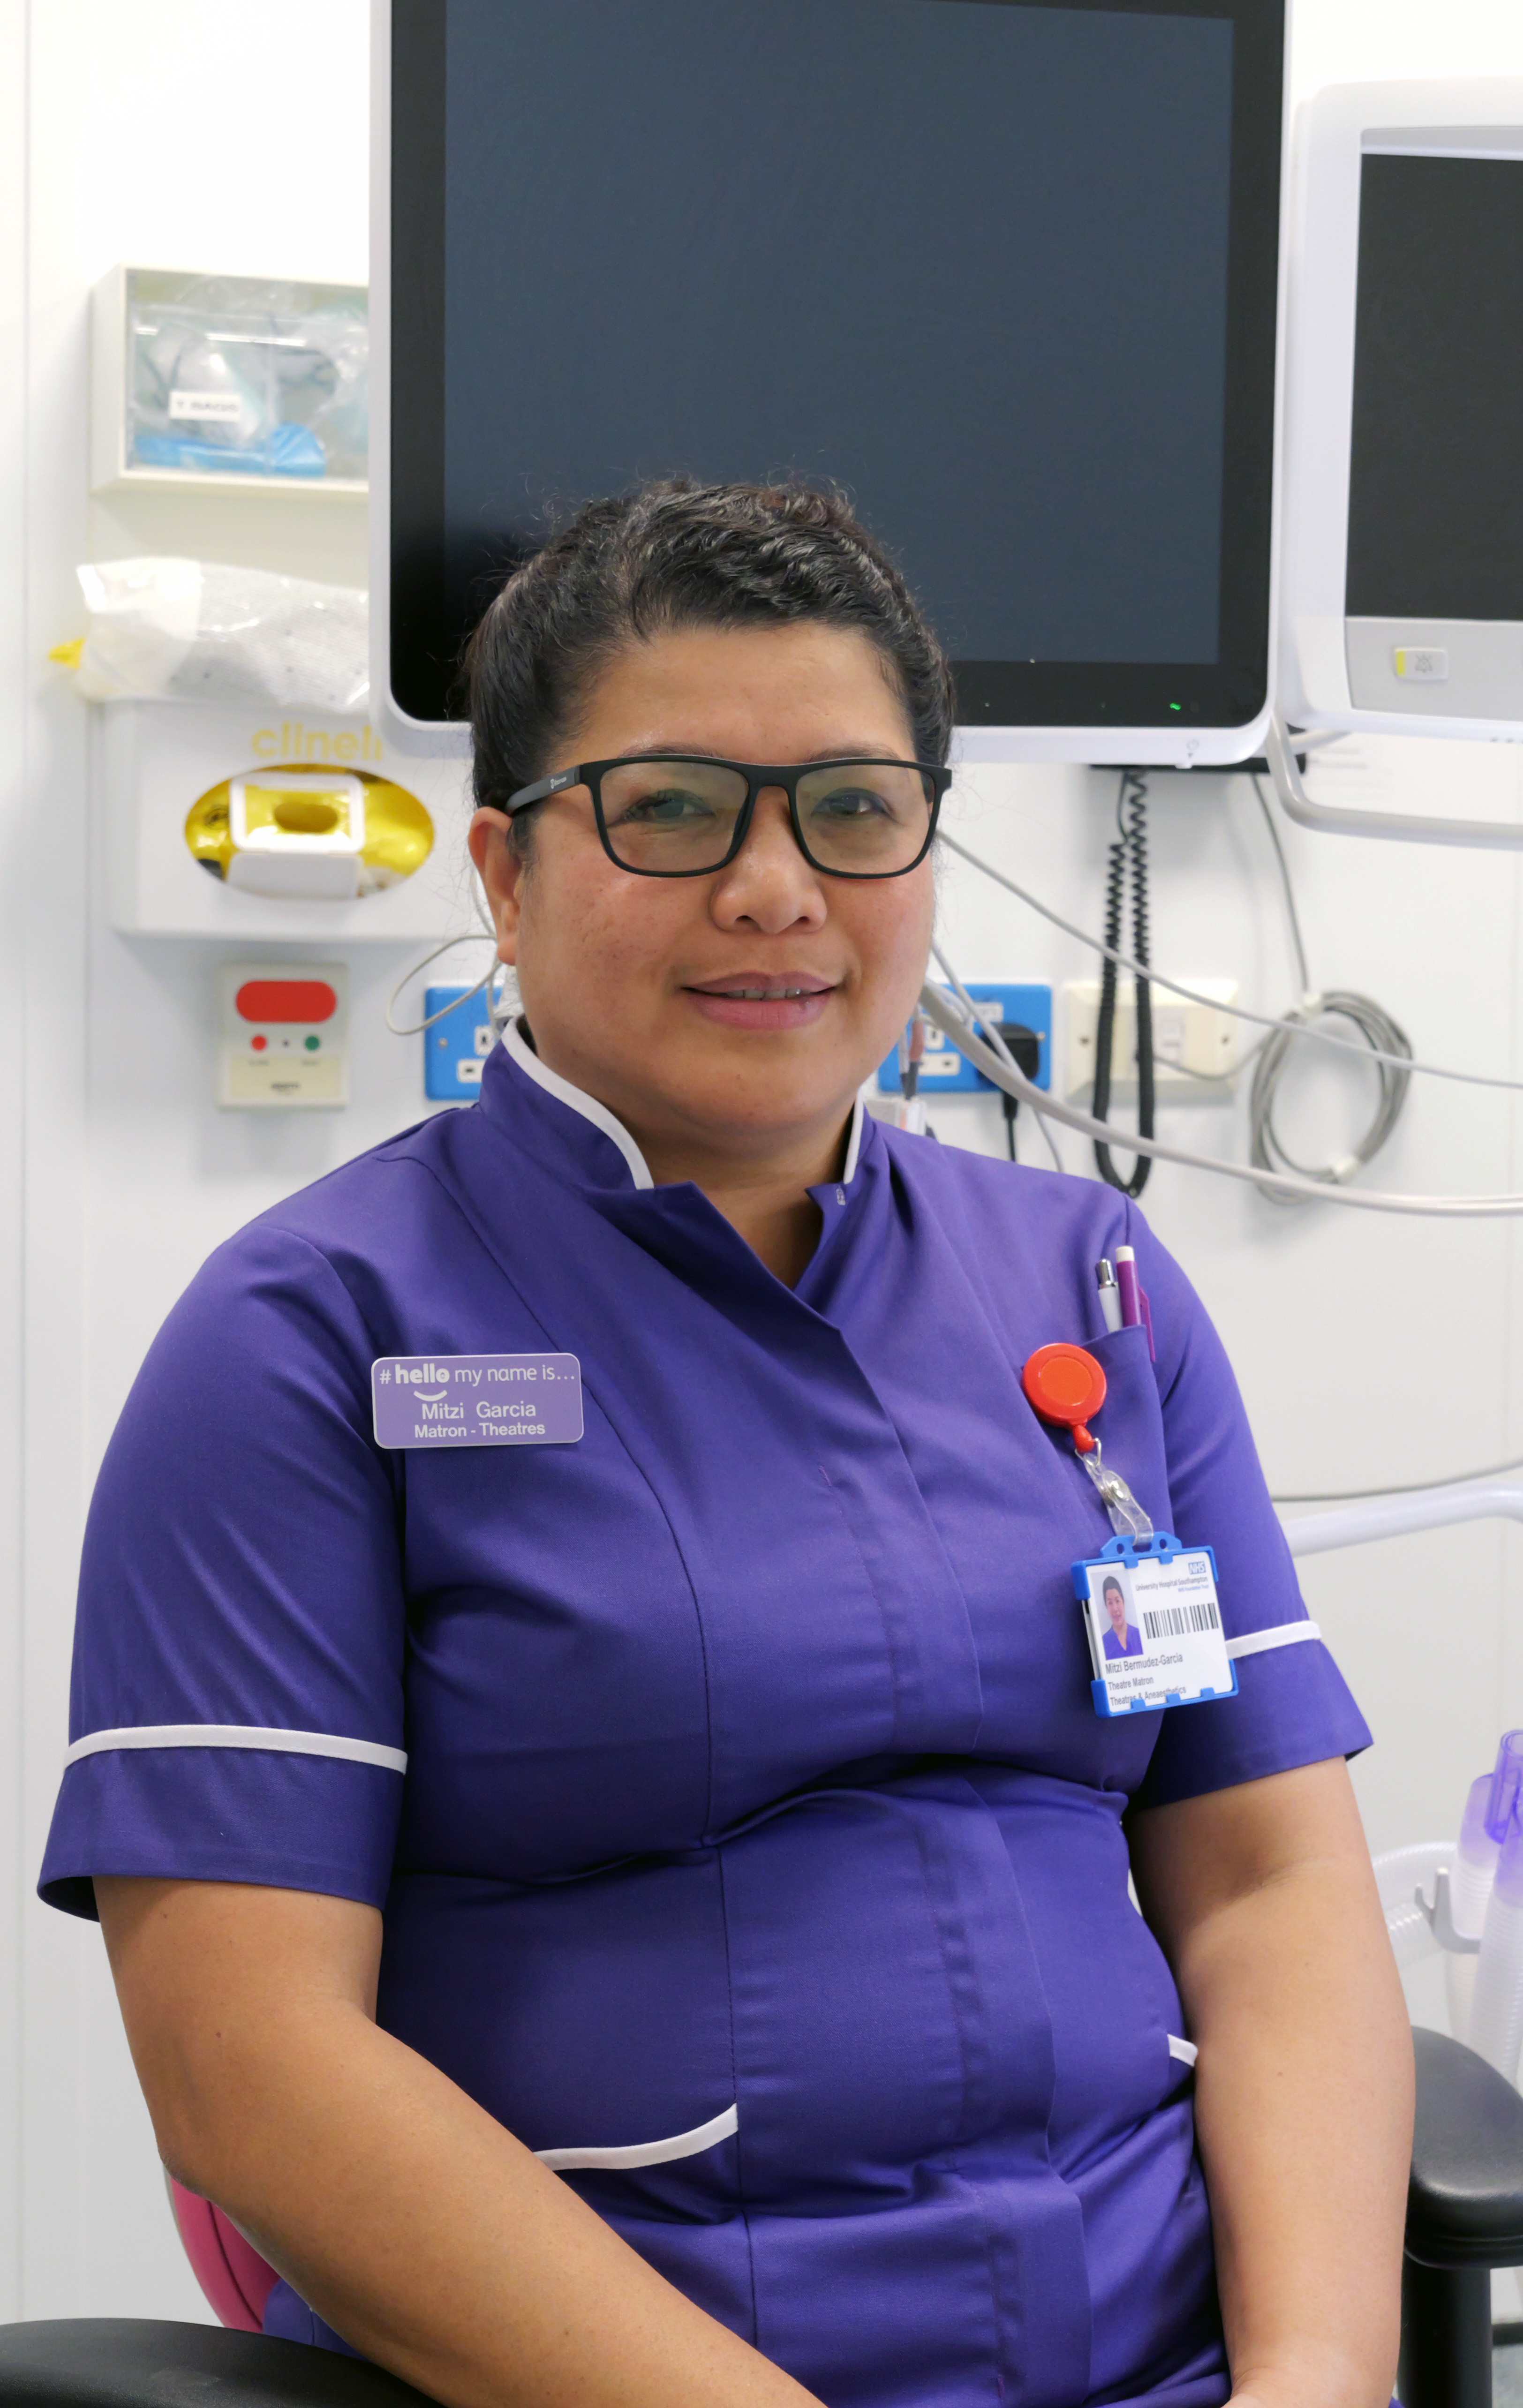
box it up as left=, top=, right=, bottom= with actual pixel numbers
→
left=1267, top=713, right=1523, bottom=853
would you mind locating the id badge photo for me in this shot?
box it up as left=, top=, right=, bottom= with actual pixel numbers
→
left=1074, top=1534, right=1236, bottom=1718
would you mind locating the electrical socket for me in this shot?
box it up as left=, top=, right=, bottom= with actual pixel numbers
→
left=424, top=983, right=494, bottom=1100
left=1064, top=979, right=1238, bottom=1105
left=878, top=982, right=1052, bottom=1096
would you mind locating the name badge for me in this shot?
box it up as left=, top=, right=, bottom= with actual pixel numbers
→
left=372, top=1352, right=583, bottom=1450
left=1073, top=1533, right=1236, bottom=1717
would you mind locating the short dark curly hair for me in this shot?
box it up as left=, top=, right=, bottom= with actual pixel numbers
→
left=462, top=478, right=954, bottom=844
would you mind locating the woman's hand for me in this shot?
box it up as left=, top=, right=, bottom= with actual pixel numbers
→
left=1129, top=1758, right=1411, bottom=2408
left=97, top=1876, right=823, bottom=2408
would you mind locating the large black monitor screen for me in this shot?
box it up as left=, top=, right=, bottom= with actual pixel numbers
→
left=389, top=0, right=1283, bottom=731
left=1348, top=153, right=1523, bottom=623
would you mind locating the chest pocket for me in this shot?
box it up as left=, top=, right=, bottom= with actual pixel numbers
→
left=1084, top=1324, right=1173, bottom=1539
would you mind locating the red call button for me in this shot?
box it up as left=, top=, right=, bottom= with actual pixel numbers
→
left=235, top=980, right=338, bottom=1025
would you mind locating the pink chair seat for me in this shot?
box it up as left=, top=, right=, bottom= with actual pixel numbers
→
left=169, top=2179, right=280, bottom=2332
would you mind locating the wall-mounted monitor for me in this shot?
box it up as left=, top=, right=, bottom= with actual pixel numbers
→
left=374, top=0, right=1286, bottom=765
left=1280, top=78, right=1523, bottom=740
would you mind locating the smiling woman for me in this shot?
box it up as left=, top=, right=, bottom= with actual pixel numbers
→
left=42, top=481, right=1409, bottom=2408
left=468, top=616, right=939, bottom=1284
left=461, top=482, right=953, bottom=1283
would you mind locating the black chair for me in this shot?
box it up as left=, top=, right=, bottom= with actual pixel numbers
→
left=0, top=2321, right=433, bottom=2408
left=1401, top=2026, right=1523, bottom=2407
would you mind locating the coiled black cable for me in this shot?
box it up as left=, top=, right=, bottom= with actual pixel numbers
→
left=1092, top=772, right=1153, bottom=1197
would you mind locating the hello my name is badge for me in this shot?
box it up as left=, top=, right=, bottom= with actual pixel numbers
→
left=371, top=1353, right=584, bottom=1450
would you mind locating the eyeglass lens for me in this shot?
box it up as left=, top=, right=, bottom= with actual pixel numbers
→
left=596, top=760, right=935, bottom=875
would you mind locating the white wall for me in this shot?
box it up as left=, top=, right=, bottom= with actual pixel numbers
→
left=4, top=0, right=1523, bottom=2330
left=3, top=0, right=405, bottom=2326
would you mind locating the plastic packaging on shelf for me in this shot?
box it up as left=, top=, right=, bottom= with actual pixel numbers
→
left=120, top=272, right=366, bottom=483
left=58, top=559, right=367, bottom=714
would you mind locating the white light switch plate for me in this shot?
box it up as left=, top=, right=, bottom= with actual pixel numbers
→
left=1064, top=978, right=1238, bottom=1105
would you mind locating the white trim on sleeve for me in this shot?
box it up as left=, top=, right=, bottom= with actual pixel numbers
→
left=64, top=1724, right=407, bottom=1775
left=535, top=2102, right=739, bottom=2173
left=1224, top=1621, right=1322, bottom=1663
left=1168, top=2034, right=1199, bottom=2068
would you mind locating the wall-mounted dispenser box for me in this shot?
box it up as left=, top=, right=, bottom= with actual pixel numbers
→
left=102, top=703, right=471, bottom=940
left=91, top=266, right=368, bottom=496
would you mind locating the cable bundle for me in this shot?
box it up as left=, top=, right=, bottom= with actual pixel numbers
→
left=1244, top=777, right=1411, bottom=1202
left=1248, top=991, right=1413, bottom=1201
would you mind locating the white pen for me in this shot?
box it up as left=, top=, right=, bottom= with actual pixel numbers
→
left=1094, top=1258, right=1123, bottom=1334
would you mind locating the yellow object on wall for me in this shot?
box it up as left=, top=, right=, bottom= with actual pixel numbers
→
left=185, top=763, right=433, bottom=899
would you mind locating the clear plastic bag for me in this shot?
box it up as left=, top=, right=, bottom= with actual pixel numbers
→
left=66, top=558, right=368, bottom=714
left=122, top=271, right=366, bottom=483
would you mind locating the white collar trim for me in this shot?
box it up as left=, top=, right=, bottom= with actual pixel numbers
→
left=504, top=1020, right=654, bottom=1190
left=504, top=1021, right=864, bottom=1197
left=841, top=1095, right=866, bottom=1185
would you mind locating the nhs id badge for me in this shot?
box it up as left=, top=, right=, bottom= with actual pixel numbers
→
left=1072, top=1532, right=1236, bottom=1718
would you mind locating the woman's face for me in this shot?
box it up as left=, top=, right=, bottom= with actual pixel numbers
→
left=1104, top=1584, right=1128, bottom=1637
left=469, top=622, right=937, bottom=1169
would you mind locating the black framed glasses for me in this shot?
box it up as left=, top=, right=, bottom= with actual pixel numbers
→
left=504, top=755, right=950, bottom=879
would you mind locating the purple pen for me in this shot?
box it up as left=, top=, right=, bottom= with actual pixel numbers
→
left=1114, top=1246, right=1157, bottom=1360
left=1114, top=1247, right=1141, bottom=1329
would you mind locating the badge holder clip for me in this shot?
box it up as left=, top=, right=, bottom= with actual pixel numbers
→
left=1021, top=1340, right=1236, bottom=1721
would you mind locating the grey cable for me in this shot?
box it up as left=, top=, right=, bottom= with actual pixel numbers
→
left=940, top=830, right=1523, bottom=1097
left=917, top=975, right=1523, bottom=1214
left=1242, top=774, right=1412, bottom=1200
left=385, top=933, right=499, bottom=1036
left=1250, top=774, right=1311, bottom=995
left=929, top=940, right=1064, bottom=1172
left=1248, top=991, right=1413, bottom=1201
left=1033, top=1098, right=1066, bottom=1174
left=387, top=873, right=512, bottom=1038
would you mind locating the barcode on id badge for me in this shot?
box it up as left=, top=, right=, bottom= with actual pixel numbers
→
left=1143, top=1597, right=1221, bottom=1641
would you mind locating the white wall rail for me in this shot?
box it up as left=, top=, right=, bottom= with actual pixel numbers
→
left=1282, top=1483, right=1523, bottom=1559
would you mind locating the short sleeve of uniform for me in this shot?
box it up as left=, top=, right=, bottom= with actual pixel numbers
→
left=1123, top=1205, right=1371, bottom=1812
left=39, top=1224, right=406, bottom=1920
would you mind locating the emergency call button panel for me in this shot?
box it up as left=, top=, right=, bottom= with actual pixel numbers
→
left=218, top=961, right=349, bottom=1108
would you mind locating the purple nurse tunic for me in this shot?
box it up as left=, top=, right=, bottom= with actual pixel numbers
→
left=41, top=1025, right=1370, bottom=2408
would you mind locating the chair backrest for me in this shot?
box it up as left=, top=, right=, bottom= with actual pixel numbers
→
left=168, top=2179, right=280, bottom=2332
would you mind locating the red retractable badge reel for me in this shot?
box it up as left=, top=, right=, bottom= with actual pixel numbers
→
left=1022, top=1342, right=1107, bottom=1455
